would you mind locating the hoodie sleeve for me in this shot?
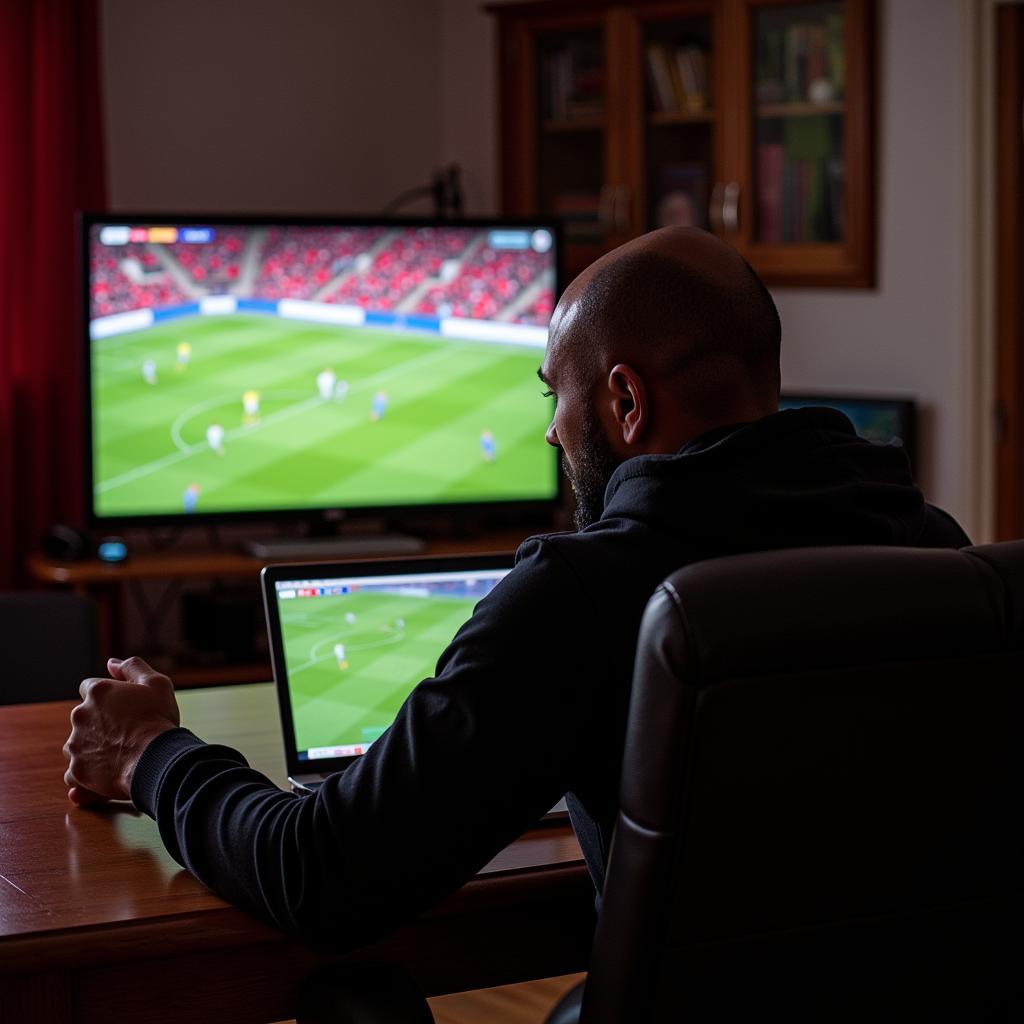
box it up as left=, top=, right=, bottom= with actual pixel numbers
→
left=130, top=537, right=590, bottom=953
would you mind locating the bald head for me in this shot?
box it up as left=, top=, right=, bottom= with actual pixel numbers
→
left=540, top=229, right=782, bottom=528
left=548, top=227, right=781, bottom=433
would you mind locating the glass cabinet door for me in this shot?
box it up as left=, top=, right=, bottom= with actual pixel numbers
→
left=751, top=1, right=846, bottom=245
left=638, top=9, right=717, bottom=236
left=534, top=26, right=609, bottom=251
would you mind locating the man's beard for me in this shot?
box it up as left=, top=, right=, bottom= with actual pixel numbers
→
left=564, top=412, right=623, bottom=531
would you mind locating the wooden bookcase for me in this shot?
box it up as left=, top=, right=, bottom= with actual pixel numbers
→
left=489, top=0, right=875, bottom=287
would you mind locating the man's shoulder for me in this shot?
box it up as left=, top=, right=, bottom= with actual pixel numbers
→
left=514, top=523, right=636, bottom=572
left=513, top=520, right=695, bottom=606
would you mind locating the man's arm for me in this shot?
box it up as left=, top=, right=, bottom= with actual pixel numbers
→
left=66, top=539, right=590, bottom=952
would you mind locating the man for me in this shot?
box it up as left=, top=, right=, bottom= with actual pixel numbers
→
left=370, top=389, right=388, bottom=421
left=205, top=422, right=225, bottom=455
left=317, top=367, right=336, bottom=402
left=63, top=228, right=968, bottom=953
left=176, top=340, right=192, bottom=371
left=242, top=389, right=261, bottom=425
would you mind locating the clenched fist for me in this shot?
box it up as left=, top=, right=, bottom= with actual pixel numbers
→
left=63, top=656, right=180, bottom=806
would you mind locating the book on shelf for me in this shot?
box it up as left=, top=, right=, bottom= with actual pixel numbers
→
left=756, top=13, right=844, bottom=107
left=542, top=42, right=604, bottom=123
left=757, top=118, right=843, bottom=244
left=645, top=43, right=709, bottom=115
left=675, top=47, right=708, bottom=112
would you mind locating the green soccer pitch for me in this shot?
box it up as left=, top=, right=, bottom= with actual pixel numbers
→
left=280, top=589, right=478, bottom=753
left=91, top=314, right=555, bottom=517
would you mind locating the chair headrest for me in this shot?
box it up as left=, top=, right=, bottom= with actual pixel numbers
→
left=649, top=543, right=1021, bottom=685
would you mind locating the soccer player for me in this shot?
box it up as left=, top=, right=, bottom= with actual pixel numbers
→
left=334, top=380, right=350, bottom=403
left=142, top=359, right=157, bottom=385
left=370, top=390, right=389, bottom=421
left=317, top=368, right=336, bottom=402
left=345, top=612, right=356, bottom=625
left=182, top=483, right=200, bottom=513
left=176, top=342, right=192, bottom=371
left=480, top=429, right=496, bottom=462
left=206, top=423, right=225, bottom=455
left=242, top=390, right=261, bottom=425
left=333, top=643, right=348, bottom=671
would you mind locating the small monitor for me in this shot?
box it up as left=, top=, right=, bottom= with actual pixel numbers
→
left=780, top=393, right=917, bottom=468
left=82, top=216, right=560, bottom=525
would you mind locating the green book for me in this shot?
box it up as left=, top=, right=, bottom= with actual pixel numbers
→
left=825, top=13, right=845, bottom=98
left=784, top=115, right=831, bottom=162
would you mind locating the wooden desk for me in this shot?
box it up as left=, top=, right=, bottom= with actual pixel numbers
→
left=0, top=685, right=592, bottom=1023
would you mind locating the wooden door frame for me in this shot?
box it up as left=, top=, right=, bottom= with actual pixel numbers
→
left=963, top=0, right=1024, bottom=542
left=993, top=2, right=1024, bottom=539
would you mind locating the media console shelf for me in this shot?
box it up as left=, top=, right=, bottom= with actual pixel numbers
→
left=27, top=528, right=535, bottom=688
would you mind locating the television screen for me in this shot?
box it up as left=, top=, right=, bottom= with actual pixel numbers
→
left=779, top=393, right=917, bottom=467
left=83, top=217, right=559, bottom=522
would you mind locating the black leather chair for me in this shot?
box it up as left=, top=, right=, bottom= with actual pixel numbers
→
left=0, top=591, right=100, bottom=703
left=299, top=542, right=1024, bottom=1023
left=549, top=541, right=1024, bottom=1023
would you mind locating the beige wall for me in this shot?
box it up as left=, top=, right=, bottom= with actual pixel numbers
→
left=102, top=0, right=975, bottom=530
left=102, top=0, right=443, bottom=214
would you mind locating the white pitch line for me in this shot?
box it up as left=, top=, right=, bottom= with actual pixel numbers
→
left=95, top=344, right=463, bottom=495
left=288, top=628, right=406, bottom=676
left=96, top=395, right=321, bottom=493
left=169, top=389, right=311, bottom=453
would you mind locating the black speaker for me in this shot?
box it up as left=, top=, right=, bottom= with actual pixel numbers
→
left=41, top=523, right=90, bottom=562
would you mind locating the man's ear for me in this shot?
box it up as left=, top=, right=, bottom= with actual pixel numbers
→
left=607, top=363, right=647, bottom=446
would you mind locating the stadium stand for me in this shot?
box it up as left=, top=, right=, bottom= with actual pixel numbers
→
left=253, top=227, right=389, bottom=301
left=324, top=228, right=469, bottom=311
left=413, top=240, right=552, bottom=325
left=168, top=229, right=247, bottom=292
left=90, top=244, right=190, bottom=317
left=513, top=286, right=556, bottom=325
left=90, top=226, right=555, bottom=327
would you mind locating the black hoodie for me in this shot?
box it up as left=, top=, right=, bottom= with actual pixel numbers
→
left=131, top=408, right=969, bottom=951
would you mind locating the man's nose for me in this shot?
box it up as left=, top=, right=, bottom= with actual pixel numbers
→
left=545, top=421, right=559, bottom=448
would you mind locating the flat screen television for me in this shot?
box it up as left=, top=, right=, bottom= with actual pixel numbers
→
left=81, top=215, right=560, bottom=530
left=779, top=393, right=917, bottom=468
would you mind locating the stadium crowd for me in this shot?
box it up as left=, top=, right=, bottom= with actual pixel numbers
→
left=90, top=244, right=189, bottom=318
left=92, top=227, right=554, bottom=326
left=168, top=230, right=247, bottom=292
left=253, top=227, right=388, bottom=301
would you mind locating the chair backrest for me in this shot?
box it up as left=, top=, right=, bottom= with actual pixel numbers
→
left=580, top=542, right=1024, bottom=1022
left=0, top=591, right=100, bottom=703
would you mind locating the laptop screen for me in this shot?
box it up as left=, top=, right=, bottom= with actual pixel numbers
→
left=266, top=559, right=512, bottom=765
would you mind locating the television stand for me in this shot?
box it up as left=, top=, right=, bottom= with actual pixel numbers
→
left=244, top=532, right=426, bottom=561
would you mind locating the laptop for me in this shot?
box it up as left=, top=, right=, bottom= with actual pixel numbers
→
left=261, top=553, right=568, bottom=820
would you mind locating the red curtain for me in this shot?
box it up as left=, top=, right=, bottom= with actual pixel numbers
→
left=0, top=0, right=106, bottom=587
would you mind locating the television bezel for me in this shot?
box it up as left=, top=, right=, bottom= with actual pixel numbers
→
left=79, top=212, right=563, bottom=529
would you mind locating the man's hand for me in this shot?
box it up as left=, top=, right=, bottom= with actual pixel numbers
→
left=63, top=656, right=181, bottom=807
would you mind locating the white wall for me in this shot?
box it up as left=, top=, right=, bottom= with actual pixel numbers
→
left=102, top=0, right=975, bottom=530
left=102, top=0, right=443, bottom=214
